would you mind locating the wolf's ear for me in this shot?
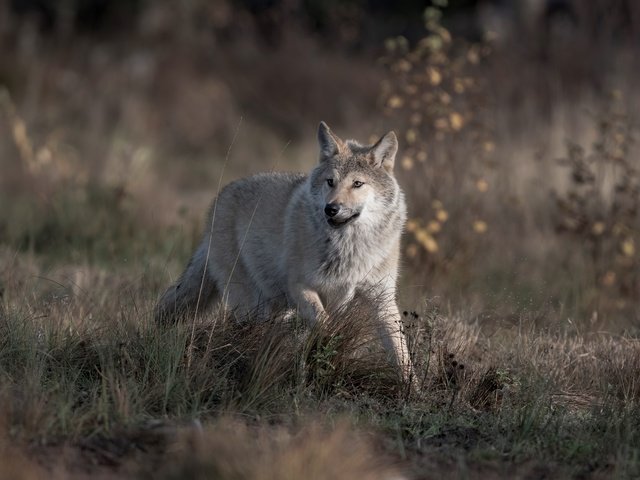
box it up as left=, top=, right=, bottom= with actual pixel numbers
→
left=370, top=131, right=398, bottom=173
left=318, top=121, right=343, bottom=161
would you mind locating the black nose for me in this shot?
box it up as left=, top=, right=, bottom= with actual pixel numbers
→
left=324, top=203, right=340, bottom=217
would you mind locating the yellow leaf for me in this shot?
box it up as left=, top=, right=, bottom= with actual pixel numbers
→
left=396, top=59, right=412, bottom=72
left=401, top=156, right=414, bottom=170
left=483, top=141, right=495, bottom=153
left=622, top=239, right=635, bottom=257
left=591, top=222, right=605, bottom=236
left=406, top=219, right=418, bottom=233
left=387, top=95, right=404, bottom=109
left=473, top=220, right=488, bottom=234
left=467, top=48, right=480, bottom=64
left=384, top=38, right=397, bottom=52
left=436, top=209, right=449, bottom=222
left=438, top=27, right=452, bottom=44
left=476, top=178, right=489, bottom=192
left=415, top=229, right=439, bottom=253
left=449, top=112, right=464, bottom=131
left=427, top=67, right=442, bottom=86
left=427, top=220, right=441, bottom=233
left=406, top=129, right=417, bottom=144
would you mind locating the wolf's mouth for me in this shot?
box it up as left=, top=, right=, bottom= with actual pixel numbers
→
left=327, top=212, right=360, bottom=228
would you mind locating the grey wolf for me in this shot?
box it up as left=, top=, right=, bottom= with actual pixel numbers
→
left=155, top=122, right=412, bottom=382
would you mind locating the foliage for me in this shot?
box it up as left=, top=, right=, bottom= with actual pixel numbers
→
left=553, top=92, right=639, bottom=306
left=381, top=2, right=495, bottom=283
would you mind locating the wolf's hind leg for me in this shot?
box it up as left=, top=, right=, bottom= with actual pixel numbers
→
left=155, top=241, right=219, bottom=324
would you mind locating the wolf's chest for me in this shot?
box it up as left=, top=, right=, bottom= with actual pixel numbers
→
left=319, top=234, right=385, bottom=285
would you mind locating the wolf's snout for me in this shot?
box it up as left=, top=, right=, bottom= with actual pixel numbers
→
left=324, top=203, right=341, bottom=217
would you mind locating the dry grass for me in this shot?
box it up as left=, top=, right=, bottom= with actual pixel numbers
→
left=1, top=254, right=639, bottom=477
left=145, top=419, right=403, bottom=480
left=1, top=0, right=640, bottom=478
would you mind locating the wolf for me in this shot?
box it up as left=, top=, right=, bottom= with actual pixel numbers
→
left=155, top=122, right=412, bottom=382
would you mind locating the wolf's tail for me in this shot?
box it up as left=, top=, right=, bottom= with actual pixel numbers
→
left=154, top=240, right=218, bottom=324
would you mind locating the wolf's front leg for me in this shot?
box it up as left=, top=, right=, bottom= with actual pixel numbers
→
left=378, top=303, right=414, bottom=385
left=366, top=288, right=416, bottom=390
left=288, top=284, right=328, bottom=327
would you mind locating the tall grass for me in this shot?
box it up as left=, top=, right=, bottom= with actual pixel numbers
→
left=1, top=257, right=640, bottom=476
left=1, top=0, right=640, bottom=477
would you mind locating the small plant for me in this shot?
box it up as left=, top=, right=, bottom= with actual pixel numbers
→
left=309, top=333, right=342, bottom=389
left=380, top=0, right=495, bottom=279
left=401, top=309, right=434, bottom=391
left=553, top=91, right=639, bottom=309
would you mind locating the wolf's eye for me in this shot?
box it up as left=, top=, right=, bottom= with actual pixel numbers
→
left=352, top=180, right=364, bottom=188
left=326, top=179, right=334, bottom=188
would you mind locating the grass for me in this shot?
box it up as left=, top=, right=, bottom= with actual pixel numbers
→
left=1, top=244, right=640, bottom=478
left=1, top=1, right=640, bottom=477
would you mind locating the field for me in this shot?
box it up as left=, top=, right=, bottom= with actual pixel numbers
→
left=1, top=1, right=640, bottom=478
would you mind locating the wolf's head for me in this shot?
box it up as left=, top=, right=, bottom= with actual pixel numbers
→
left=309, top=121, right=401, bottom=230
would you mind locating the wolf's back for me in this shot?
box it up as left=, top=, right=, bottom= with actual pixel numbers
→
left=155, top=172, right=307, bottom=323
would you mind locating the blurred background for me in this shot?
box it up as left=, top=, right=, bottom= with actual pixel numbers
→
left=1, top=0, right=639, bottom=331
